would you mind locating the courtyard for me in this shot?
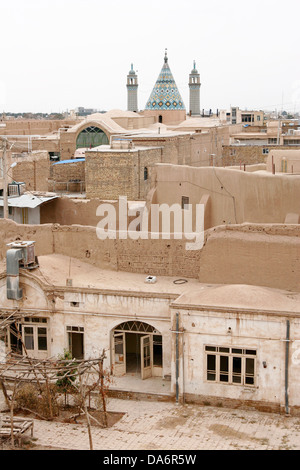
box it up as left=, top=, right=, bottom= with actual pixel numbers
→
left=1, top=390, right=299, bottom=450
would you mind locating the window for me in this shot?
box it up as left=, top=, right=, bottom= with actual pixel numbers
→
left=205, top=345, right=256, bottom=386
left=144, top=167, right=148, bottom=181
left=262, top=148, right=269, bottom=155
left=24, top=326, right=34, bottom=350
left=181, top=196, right=190, bottom=209
left=242, top=114, right=255, bottom=123
left=284, top=139, right=300, bottom=145
left=22, top=318, right=49, bottom=354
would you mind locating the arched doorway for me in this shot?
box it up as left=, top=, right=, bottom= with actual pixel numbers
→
left=76, top=125, right=109, bottom=149
left=111, top=321, right=163, bottom=379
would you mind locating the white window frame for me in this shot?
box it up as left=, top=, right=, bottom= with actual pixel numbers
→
left=22, top=317, right=49, bottom=354
left=204, top=345, right=257, bottom=387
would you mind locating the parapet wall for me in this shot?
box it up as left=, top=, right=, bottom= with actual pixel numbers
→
left=151, top=164, right=300, bottom=228
left=1, top=219, right=300, bottom=291
left=199, top=224, right=300, bottom=291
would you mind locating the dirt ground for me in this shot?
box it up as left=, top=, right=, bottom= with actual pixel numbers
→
left=10, top=406, right=124, bottom=427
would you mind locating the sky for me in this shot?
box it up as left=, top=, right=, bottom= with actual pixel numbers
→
left=0, top=0, right=300, bottom=114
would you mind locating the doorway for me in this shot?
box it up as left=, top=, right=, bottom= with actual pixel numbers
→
left=67, top=325, right=84, bottom=359
left=112, top=321, right=163, bottom=380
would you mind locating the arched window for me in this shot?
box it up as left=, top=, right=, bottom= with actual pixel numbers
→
left=76, top=126, right=109, bottom=149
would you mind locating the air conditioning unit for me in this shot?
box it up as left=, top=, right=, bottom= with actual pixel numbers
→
left=6, top=241, right=38, bottom=269
left=6, top=241, right=39, bottom=300
left=8, top=182, right=25, bottom=196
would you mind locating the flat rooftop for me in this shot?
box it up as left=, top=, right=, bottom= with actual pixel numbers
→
left=25, top=254, right=201, bottom=296
left=2, top=254, right=299, bottom=315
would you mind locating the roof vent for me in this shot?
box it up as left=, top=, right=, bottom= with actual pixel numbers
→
left=145, top=275, right=157, bottom=284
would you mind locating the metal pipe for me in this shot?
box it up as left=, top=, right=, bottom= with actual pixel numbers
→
left=2, top=139, right=8, bottom=219
left=182, top=330, right=185, bottom=405
left=175, top=312, right=179, bottom=403
left=285, top=319, right=290, bottom=415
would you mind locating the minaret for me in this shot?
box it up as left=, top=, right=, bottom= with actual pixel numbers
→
left=127, top=64, right=138, bottom=112
left=189, top=60, right=201, bottom=116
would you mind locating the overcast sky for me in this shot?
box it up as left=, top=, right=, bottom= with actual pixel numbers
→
left=1, top=0, right=300, bottom=114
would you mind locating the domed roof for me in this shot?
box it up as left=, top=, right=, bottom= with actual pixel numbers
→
left=173, top=284, right=300, bottom=313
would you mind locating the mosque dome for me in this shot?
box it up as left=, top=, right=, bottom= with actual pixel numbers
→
left=145, top=50, right=185, bottom=111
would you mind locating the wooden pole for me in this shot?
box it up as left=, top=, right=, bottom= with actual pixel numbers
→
left=10, top=381, right=17, bottom=447
left=44, top=365, right=53, bottom=420
left=99, top=360, right=108, bottom=427
left=79, top=372, right=93, bottom=450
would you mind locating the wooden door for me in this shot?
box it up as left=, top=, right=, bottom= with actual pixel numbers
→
left=113, top=332, right=126, bottom=376
left=140, top=335, right=153, bottom=380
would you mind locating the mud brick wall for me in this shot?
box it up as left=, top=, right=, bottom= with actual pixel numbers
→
left=12, top=152, right=50, bottom=192
left=85, top=147, right=162, bottom=200
left=222, top=144, right=300, bottom=167
left=51, top=160, right=85, bottom=192
left=1, top=219, right=300, bottom=289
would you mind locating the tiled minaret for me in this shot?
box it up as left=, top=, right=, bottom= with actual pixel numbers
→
left=189, top=61, right=201, bottom=116
left=127, top=64, right=138, bottom=112
left=144, top=50, right=186, bottom=124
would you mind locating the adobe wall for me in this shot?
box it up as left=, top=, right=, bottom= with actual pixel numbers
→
left=131, top=127, right=232, bottom=169
left=11, top=151, right=50, bottom=192
left=0, top=219, right=200, bottom=278
left=267, top=149, right=300, bottom=173
left=49, top=160, right=85, bottom=192
left=151, top=164, right=300, bottom=228
left=40, top=197, right=120, bottom=226
left=0, top=138, right=59, bottom=154
left=1, top=219, right=300, bottom=291
left=142, top=109, right=186, bottom=125
left=0, top=119, right=78, bottom=136
left=198, top=224, right=300, bottom=291
left=31, top=138, right=59, bottom=153
left=130, top=135, right=192, bottom=166
left=222, top=144, right=300, bottom=167
left=85, top=147, right=162, bottom=200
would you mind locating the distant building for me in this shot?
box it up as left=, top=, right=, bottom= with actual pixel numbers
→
left=220, top=107, right=265, bottom=127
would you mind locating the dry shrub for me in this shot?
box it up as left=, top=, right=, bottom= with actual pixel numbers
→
left=14, top=383, right=59, bottom=419
left=15, top=384, right=39, bottom=411
left=37, top=386, right=59, bottom=419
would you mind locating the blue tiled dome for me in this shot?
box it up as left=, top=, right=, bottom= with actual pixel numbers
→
left=145, top=52, right=185, bottom=111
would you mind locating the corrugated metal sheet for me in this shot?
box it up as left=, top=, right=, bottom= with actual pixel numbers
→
left=0, top=194, right=58, bottom=209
